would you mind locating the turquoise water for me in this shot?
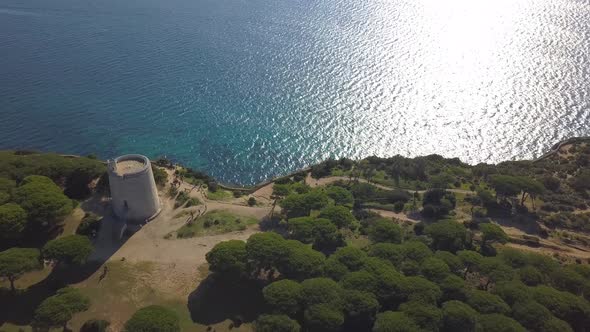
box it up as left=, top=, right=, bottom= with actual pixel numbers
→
left=1, top=0, right=590, bottom=185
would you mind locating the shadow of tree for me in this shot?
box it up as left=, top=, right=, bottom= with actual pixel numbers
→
left=187, top=275, right=266, bottom=325
left=0, top=198, right=128, bottom=327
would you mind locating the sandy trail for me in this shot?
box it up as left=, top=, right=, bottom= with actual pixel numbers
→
left=306, top=174, right=475, bottom=194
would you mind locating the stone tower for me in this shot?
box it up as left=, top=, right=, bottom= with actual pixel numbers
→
left=107, top=154, right=161, bottom=224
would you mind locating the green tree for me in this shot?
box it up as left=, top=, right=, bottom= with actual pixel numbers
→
left=287, top=217, right=315, bottom=243
left=439, top=275, right=468, bottom=302
left=434, top=251, right=462, bottom=275
left=425, top=221, right=467, bottom=252
left=540, top=317, right=573, bottom=332
left=340, top=270, right=378, bottom=294
left=263, top=279, right=302, bottom=316
left=476, top=314, right=526, bottom=332
left=479, top=223, right=508, bottom=247
left=457, top=250, right=483, bottom=277
left=42, top=234, right=93, bottom=265
left=368, top=219, right=402, bottom=244
left=531, top=285, right=590, bottom=330
left=246, top=232, right=288, bottom=273
left=341, top=290, right=379, bottom=330
left=0, top=177, right=16, bottom=194
left=477, top=257, right=514, bottom=289
left=301, top=278, right=342, bottom=307
left=402, top=276, right=442, bottom=304
left=441, top=300, right=477, bottom=332
left=13, top=175, right=72, bottom=227
left=492, top=281, right=532, bottom=306
left=326, top=186, right=354, bottom=206
left=466, top=290, right=510, bottom=314
left=372, top=311, right=419, bottom=332
left=330, top=246, right=368, bottom=271
left=420, top=257, right=451, bottom=283
left=206, top=240, right=247, bottom=278
left=511, top=300, right=553, bottom=330
left=323, top=256, right=349, bottom=281
left=255, top=314, right=301, bottom=332
left=0, top=247, right=41, bottom=291
left=517, top=266, right=545, bottom=286
left=124, top=305, right=180, bottom=332
left=399, top=300, right=442, bottom=332
left=304, top=304, right=344, bottom=332
left=311, top=218, right=343, bottom=250
left=318, top=206, right=356, bottom=229
left=280, top=189, right=330, bottom=218
left=497, top=247, right=529, bottom=268
left=0, top=203, right=27, bottom=241
left=401, top=241, right=433, bottom=263
left=489, top=175, right=544, bottom=207
left=280, top=241, right=325, bottom=280
left=489, top=175, right=522, bottom=201
left=550, top=267, right=585, bottom=295
left=34, top=287, right=90, bottom=331
left=368, top=243, right=404, bottom=268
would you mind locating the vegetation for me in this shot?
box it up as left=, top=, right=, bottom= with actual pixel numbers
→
left=2, top=140, right=590, bottom=331
left=0, top=247, right=41, bottom=291
left=42, top=234, right=94, bottom=265
left=76, top=212, right=102, bottom=237
left=176, top=210, right=258, bottom=238
left=203, top=152, right=590, bottom=332
left=124, top=305, right=180, bottom=332
left=33, top=287, right=90, bottom=330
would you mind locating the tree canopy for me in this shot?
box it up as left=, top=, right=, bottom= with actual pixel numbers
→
left=13, top=175, right=72, bottom=228
left=205, top=239, right=247, bottom=278
left=0, top=247, right=41, bottom=291
left=0, top=203, right=27, bottom=241
left=33, top=287, right=90, bottom=330
left=124, top=305, right=180, bottom=332
left=42, top=234, right=93, bottom=265
left=255, top=314, right=301, bottom=332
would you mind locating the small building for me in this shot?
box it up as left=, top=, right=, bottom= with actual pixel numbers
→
left=107, top=154, right=161, bottom=224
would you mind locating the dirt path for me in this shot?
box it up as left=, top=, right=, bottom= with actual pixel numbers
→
left=306, top=174, right=475, bottom=195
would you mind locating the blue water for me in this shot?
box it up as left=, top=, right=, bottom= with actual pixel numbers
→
left=1, top=0, right=590, bottom=185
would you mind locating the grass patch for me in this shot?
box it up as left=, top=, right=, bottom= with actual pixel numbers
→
left=176, top=211, right=258, bottom=238
left=207, top=190, right=233, bottom=201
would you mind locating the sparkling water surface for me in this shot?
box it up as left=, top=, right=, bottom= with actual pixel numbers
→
left=1, top=0, right=589, bottom=185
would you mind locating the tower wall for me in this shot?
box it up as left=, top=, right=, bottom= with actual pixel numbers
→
left=107, top=154, right=161, bottom=223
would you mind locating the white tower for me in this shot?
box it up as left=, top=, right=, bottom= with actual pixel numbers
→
left=107, top=154, right=161, bottom=224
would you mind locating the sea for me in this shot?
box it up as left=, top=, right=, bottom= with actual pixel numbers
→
left=1, top=0, right=589, bottom=185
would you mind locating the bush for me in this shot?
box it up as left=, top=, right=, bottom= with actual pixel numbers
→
left=152, top=166, right=168, bottom=187
left=76, top=213, right=102, bottom=237
left=248, top=197, right=257, bottom=206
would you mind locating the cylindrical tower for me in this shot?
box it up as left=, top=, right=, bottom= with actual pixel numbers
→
left=107, top=154, right=161, bottom=223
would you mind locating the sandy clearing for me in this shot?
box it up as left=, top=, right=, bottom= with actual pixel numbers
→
left=368, top=209, right=420, bottom=224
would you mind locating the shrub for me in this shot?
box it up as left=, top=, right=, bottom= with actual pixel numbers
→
left=76, top=213, right=102, bottom=237
left=248, top=197, right=257, bottom=206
